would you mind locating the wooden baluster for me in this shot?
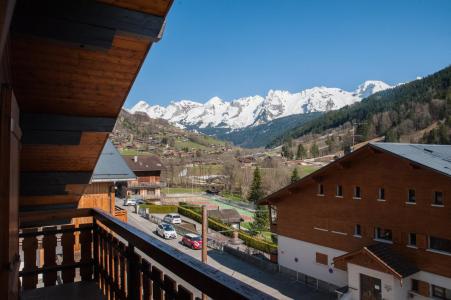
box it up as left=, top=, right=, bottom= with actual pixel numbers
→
left=112, top=238, right=120, bottom=300
left=126, top=245, right=141, bottom=300
left=107, top=233, right=114, bottom=300
left=79, top=223, right=93, bottom=281
left=177, top=285, right=194, bottom=300
left=42, top=226, right=57, bottom=286
left=118, top=242, right=126, bottom=299
left=93, top=221, right=100, bottom=284
left=151, top=266, right=164, bottom=300
left=61, top=225, right=75, bottom=284
left=100, top=229, right=106, bottom=296
left=141, top=260, right=152, bottom=300
left=22, top=228, right=38, bottom=290
left=163, top=275, right=177, bottom=300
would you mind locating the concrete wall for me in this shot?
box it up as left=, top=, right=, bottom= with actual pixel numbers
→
left=278, top=235, right=348, bottom=287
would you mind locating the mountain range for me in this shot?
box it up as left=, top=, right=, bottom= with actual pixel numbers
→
left=130, top=80, right=394, bottom=132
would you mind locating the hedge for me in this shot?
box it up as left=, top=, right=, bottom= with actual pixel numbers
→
left=177, top=206, right=277, bottom=254
left=139, top=204, right=178, bottom=214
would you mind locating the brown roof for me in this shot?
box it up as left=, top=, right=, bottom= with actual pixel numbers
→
left=334, top=243, right=419, bottom=279
left=208, top=209, right=242, bottom=224
left=122, top=155, right=165, bottom=172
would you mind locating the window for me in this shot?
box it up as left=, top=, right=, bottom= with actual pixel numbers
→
left=378, top=188, right=385, bottom=200
left=318, top=183, right=324, bottom=196
left=434, top=191, right=444, bottom=206
left=429, top=236, right=451, bottom=254
left=270, top=205, right=278, bottom=225
left=336, top=185, right=343, bottom=197
left=354, top=186, right=361, bottom=199
left=411, top=279, right=419, bottom=292
left=432, top=284, right=451, bottom=300
left=316, top=252, right=328, bottom=265
left=407, top=189, right=416, bottom=203
left=408, top=233, right=417, bottom=247
left=354, top=224, right=362, bottom=237
left=375, top=227, right=392, bottom=242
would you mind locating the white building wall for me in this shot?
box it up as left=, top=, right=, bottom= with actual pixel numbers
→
left=347, top=263, right=397, bottom=300
left=278, top=235, right=348, bottom=287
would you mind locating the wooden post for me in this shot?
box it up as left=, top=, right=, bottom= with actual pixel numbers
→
left=201, top=205, right=208, bottom=300
left=201, top=205, right=207, bottom=264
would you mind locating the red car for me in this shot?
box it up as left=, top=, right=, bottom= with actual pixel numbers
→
left=182, top=233, right=203, bottom=250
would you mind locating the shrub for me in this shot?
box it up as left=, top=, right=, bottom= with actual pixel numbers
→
left=139, top=204, right=178, bottom=214
left=177, top=206, right=277, bottom=254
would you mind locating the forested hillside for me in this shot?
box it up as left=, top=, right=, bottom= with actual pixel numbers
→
left=269, top=65, right=451, bottom=147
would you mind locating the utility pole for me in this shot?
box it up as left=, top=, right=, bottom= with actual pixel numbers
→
left=201, top=205, right=208, bottom=300
left=201, top=205, right=208, bottom=263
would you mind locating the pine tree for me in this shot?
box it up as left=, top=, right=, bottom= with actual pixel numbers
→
left=250, top=205, right=269, bottom=233
left=247, top=167, right=264, bottom=203
left=291, top=167, right=300, bottom=183
left=247, top=167, right=269, bottom=234
left=310, top=143, right=319, bottom=158
left=296, top=144, right=307, bottom=160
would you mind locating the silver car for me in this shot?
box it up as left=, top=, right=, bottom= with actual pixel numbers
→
left=157, top=223, right=177, bottom=239
left=163, top=213, right=182, bottom=224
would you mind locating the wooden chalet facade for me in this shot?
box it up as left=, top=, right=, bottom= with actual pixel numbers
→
left=261, top=142, right=451, bottom=300
left=122, top=155, right=165, bottom=201
left=0, top=1, right=273, bottom=299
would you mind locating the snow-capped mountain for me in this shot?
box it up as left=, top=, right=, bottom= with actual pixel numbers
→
left=130, top=80, right=394, bottom=130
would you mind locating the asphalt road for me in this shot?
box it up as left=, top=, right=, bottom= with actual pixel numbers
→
left=117, top=199, right=332, bottom=300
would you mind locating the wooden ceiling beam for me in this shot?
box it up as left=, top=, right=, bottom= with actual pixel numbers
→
left=21, top=113, right=116, bottom=132
left=12, top=0, right=165, bottom=49
left=21, top=172, right=92, bottom=186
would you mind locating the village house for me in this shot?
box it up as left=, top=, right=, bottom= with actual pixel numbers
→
left=208, top=208, right=243, bottom=229
left=260, top=142, right=451, bottom=300
left=77, top=140, right=136, bottom=223
left=122, top=155, right=166, bottom=201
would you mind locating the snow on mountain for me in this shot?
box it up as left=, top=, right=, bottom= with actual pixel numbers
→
left=130, top=80, right=394, bottom=130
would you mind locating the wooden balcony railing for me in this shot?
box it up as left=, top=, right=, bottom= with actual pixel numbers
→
left=19, top=208, right=275, bottom=300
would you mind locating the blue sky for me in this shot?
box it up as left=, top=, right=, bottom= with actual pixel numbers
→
left=125, top=0, right=451, bottom=108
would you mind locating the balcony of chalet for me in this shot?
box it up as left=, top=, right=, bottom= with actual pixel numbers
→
left=19, top=208, right=274, bottom=300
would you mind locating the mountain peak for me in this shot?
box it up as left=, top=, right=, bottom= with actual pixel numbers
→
left=130, top=80, right=397, bottom=130
left=354, top=80, right=391, bottom=98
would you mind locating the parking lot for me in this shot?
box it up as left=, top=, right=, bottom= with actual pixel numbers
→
left=117, top=199, right=333, bottom=300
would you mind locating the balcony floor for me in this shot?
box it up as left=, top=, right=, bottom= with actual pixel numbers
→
left=21, top=281, right=103, bottom=300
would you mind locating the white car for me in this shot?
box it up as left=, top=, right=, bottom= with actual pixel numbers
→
left=124, top=196, right=144, bottom=206
left=157, top=223, right=177, bottom=239
left=163, top=213, right=182, bottom=224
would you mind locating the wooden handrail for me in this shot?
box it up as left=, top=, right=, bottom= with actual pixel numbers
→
left=19, top=208, right=276, bottom=300
left=93, top=208, right=275, bottom=300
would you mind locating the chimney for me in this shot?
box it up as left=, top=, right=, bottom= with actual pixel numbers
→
left=134, top=155, right=138, bottom=163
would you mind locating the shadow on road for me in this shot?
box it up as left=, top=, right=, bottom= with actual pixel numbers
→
left=207, top=249, right=334, bottom=300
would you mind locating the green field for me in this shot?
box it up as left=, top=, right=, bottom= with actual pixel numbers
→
left=164, top=187, right=204, bottom=194
left=219, top=191, right=243, bottom=202
left=120, top=149, right=153, bottom=156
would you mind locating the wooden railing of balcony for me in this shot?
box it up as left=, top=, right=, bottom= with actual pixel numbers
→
left=19, top=208, right=275, bottom=300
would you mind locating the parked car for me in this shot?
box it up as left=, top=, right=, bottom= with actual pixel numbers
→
left=182, top=233, right=203, bottom=250
left=156, top=223, right=177, bottom=239
left=124, top=195, right=144, bottom=206
left=163, top=213, right=182, bottom=224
